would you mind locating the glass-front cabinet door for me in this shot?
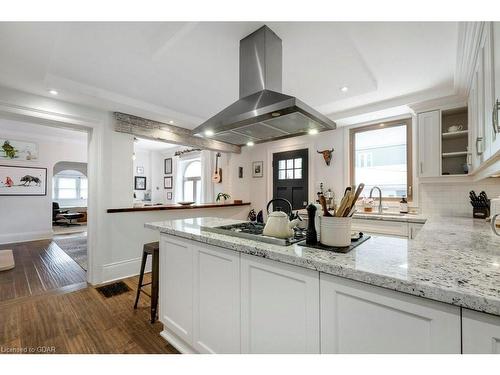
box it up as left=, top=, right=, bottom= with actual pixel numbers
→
left=491, top=22, right=500, bottom=155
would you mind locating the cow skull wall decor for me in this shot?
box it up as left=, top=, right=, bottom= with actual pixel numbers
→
left=317, top=148, right=334, bottom=166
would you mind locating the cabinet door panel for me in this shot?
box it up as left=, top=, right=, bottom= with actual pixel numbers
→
left=418, top=110, right=441, bottom=177
left=320, top=273, right=460, bottom=353
left=352, top=219, right=408, bottom=237
left=241, top=254, right=320, bottom=353
left=193, top=244, right=240, bottom=353
left=160, top=236, right=194, bottom=344
left=463, top=309, right=500, bottom=354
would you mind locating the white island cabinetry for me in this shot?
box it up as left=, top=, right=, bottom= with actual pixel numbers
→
left=157, top=231, right=495, bottom=354
left=240, top=254, right=320, bottom=353
left=462, top=309, right=500, bottom=353
left=159, top=236, right=241, bottom=353
left=320, top=274, right=461, bottom=353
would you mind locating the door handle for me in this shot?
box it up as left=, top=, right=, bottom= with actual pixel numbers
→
left=493, top=99, right=500, bottom=134
left=419, top=162, right=423, bottom=174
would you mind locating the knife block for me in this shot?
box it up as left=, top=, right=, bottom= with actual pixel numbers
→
left=473, top=207, right=490, bottom=219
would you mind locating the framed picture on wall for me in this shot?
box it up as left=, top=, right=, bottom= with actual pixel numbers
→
left=164, top=158, right=172, bottom=174
left=164, top=176, right=173, bottom=189
left=0, top=138, right=39, bottom=161
left=252, top=161, right=263, bottom=178
left=167, top=192, right=172, bottom=200
left=134, top=176, right=146, bottom=190
left=0, top=165, right=47, bottom=196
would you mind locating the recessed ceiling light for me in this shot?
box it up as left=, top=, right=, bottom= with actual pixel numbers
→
left=340, top=86, right=348, bottom=93
left=49, top=89, right=58, bottom=95
left=246, top=141, right=255, bottom=147
left=271, top=112, right=281, bottom=117
left=205, top=130, right=214, bottom=136
left=308, top=129, right=319, bottom=135
left=168, top=120, right=174, bottom=124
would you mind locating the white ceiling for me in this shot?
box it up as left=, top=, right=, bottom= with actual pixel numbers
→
left=134, top=137, right=178, bottom=152
left=0, top=22, right=458, bottom=128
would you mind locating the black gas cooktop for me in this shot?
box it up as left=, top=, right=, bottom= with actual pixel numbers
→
left=202, top=222, right=306, bottom=246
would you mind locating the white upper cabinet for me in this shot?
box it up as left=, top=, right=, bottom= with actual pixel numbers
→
left=491, top=22, right=500, bottom=156
left=417, top=110, right=441, bottom=177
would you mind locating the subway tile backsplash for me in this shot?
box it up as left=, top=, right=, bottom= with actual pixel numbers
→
left=419, top=179, right=500, bottom=217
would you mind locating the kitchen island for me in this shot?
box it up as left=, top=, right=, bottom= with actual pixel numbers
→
left=146, top=216, right=500, bottom=354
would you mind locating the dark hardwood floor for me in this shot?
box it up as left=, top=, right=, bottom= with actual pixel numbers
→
left=0, top=275, right=179, bottom=354
left=0, top=239, right=87, bottom=303
left=0, top=239, right=178, bottom=354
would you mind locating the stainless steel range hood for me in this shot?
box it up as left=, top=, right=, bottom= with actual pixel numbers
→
left=193, top=25, right=336, bottom=146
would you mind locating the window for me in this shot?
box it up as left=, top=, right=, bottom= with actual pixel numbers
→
left=350, top=119, right=412, bottom=200
left=278, top=158, right=303, bottom=180
left=52, top=170, right=88, bottom=206
left=183, top=160, right=201, bottom=203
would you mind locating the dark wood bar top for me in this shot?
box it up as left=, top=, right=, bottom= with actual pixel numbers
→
left=107, top=201, right=250, bottom=213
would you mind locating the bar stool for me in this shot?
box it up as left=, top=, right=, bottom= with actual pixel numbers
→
left=133, top=241, right=159, bottom=323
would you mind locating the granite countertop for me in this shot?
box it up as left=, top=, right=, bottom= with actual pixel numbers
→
left=145, top=216, right=500, bottom=315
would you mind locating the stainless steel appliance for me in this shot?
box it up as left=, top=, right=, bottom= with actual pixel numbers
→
left=193, top=25, right=336, bottom=146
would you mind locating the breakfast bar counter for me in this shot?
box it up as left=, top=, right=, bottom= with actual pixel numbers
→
left=107, top=201, right=250, bottom=213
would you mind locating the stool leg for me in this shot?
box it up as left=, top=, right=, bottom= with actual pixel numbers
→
left=134, top=251, right=148, bottom=309
left=150, top=248, right=159, bottom=323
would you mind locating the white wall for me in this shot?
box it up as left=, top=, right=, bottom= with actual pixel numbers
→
left=420, top=179, right=500, bottom=217
left=0, top=118, right=87, bottom=243
left=225, top=129, right=346, bottom=214
left=133, top=148, right=152, bottom=201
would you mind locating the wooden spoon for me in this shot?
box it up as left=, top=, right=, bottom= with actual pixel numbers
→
left=349, top=183, right=365, bottom=212
left=319, top=195, right=333, bottom=217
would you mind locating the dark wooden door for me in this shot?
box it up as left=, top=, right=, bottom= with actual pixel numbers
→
left=272, top=148, right=309, bottom=210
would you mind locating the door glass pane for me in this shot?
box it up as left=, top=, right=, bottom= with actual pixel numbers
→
left=184, top=180, right=194, bottom=201
left=286, top=169, right=294, bottom=179
left=278, top=170, right=285, bottom=180
left=294, top=158, right=302, bottom=168
left=294, top=169, right=302, bottom=179
left=354, top=124, right=407, bottom=197
left=279, top=160, right=286, bottom=170
left=286, top=159, right=293, bottom=169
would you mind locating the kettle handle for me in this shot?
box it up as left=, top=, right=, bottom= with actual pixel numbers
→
left=492, top=214, right=500, bottom=236
left=266, top=198, right=293, bottom=218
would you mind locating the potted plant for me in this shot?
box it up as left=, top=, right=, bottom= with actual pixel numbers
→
left=216, top=192, right=231, bottom=204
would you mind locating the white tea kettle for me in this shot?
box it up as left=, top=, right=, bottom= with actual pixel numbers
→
left=263, top=198, right=300, bottom=239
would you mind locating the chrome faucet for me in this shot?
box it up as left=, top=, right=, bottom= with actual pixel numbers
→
left=369, top=186, right=383, bottom=214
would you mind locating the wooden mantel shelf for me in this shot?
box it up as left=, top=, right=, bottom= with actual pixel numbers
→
left=107, top=201, right=250, bottom=213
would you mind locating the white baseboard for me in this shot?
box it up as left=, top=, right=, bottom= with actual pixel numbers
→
left=100, top=256, right=152, bottom=285
left=0, top=230, right=53, bottom=245
left=160, top=329, right=197, bottom=354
